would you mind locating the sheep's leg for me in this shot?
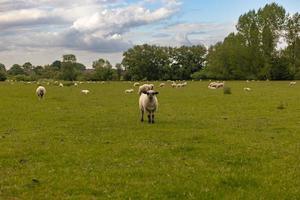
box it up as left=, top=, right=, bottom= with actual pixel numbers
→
left=152, top=114, right=155, bottom=123
left=148, top=112, right=151, bottom=123
left=141, top=110, right=144, bottom=122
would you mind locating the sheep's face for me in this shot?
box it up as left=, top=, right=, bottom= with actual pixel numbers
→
left=143, top=90, right=159, bottom=100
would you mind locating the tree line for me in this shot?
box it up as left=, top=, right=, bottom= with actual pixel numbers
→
left=0, top=3, right=299, bottom=82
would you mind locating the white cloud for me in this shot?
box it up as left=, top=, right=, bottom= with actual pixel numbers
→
left=149, top=22, right=236, bottom=47
left=0, top=0, right=181, bottom=67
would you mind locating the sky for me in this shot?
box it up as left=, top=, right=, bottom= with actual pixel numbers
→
left=0, top=0, right=299, bottom=68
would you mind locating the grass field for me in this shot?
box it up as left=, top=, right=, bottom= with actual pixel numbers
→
left=0, top=81, right=300, bottom=199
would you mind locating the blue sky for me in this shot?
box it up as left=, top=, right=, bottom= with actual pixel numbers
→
left=0, top=0, right=298, bottom=67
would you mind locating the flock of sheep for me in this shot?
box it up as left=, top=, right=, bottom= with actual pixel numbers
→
left=35, top=79, right=296, bottom=124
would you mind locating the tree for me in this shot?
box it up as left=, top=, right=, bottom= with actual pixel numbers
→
left=8, top=64, right=25, bottom=75
left=92, top=58, right=114, bottom=81
left=51, top=60, right=62, bottom=70
left=115, top=63, right=124, bottom=80
left=60, top=62, right=78, bottom=81
left=63, top=54, right=77, bottom=63
left=0, top=63, right=7, bottom=81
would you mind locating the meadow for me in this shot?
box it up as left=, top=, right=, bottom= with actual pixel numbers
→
left=0, top=81, right=300, bottom=199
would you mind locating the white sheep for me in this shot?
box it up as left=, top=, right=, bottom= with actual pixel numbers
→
left=139, top=90, right=159, bottom=123
left=36, top=86, right=46, bottom=99
left=133, top=82, right=140, bottom=87
left=176, top=83, right=184, bottom=88
left=244, top=87, right=251, bottom=91
left=74, top=83, right=78, bottom=87
left=171, top=81, right=177, bottom=88
left=125, top=89, right=134, bottom=93
left=59, top=83, right=64, bottom=87
left=159, top=83, right=165, bottom=87
left=138, top=84, right=154, bottom=95
left=81, top=89, right=90, bottom=94
left=208, top=81, right=224, bottom=89
left=289, top=81, right=296, bottom=86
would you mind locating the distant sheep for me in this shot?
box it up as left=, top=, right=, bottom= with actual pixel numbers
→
left=208, top=81, right=224, bottom=89
left=74, top=83, right=78, bottom=87
left=139, top=90, right=159, bottom=123
left=125, top=89, right=134, bottom=93
left=244, top=87, right=251, bottom=91
left=59, top=83, right=64, bottom=87
left=289, top=81, right=296, bottom=86
left=36, top=86, right=46, bottom=99
left=171, top=81, right=177, bottom=88
left=81, top=89, right=90, bottom=94
left=138, top=84, right=154, bottom=95
left=134, top=82, right=140, bottom=87
left=159, top=83, right=165, bottom=87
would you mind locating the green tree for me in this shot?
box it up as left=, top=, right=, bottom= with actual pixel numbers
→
left=0, top=63, right=7, bottom=81
left=92, top=59, right=114, bottom=81
left=8, top=64, right=25, bottom=75
left=60, top=62, right=78, bottom=81
left=63, top=54, right=77, bottom=63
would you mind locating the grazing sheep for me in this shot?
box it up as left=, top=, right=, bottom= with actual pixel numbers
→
left=59, top=83, right=64, bottom=87
left=208, top=81, right=224, bottom=89
left=138, top=84, right=154, bottom=95
left=81, top=89, right=90, bottom=94
left=74, top=83, right=78, bottom=87
left=171, top=81, right=177, bottom=88
left=125, top=89, right=134, bottom=93
left=134, top=82, right=140, bottom=87
left=36, top=86, right=46, bottom=99
left=208, top=85, right=217, bottom=89
left=139, top=90, right=159, bottom=123
left=159, top=83, right=165, bottom=87
left=244, top=87, right=251, bottom=91
left=176, top=83, right=184, bottom=88
left=289, top=81, right=296, bottom=86
left=182, top=82, right=187, bottom=86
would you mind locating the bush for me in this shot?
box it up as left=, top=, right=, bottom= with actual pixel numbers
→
left=0, top=71, right=7, bottom=81
left=14, top=75, right=37, bottom=81
left=223, top=86, right=231, bottom=94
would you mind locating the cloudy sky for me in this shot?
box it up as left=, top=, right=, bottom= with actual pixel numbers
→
left=0, top=0, right=299, bottom=68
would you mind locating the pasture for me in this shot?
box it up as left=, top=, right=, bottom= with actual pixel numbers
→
left=0, top=81, right=300, bottom=199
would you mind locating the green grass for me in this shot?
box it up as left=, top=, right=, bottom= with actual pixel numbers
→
left=0, top=81, right=300, bottom=199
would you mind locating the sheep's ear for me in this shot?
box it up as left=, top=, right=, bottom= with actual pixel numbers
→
left=154, top=91, right=159, bottom=95
left=142, top=91, right=148, bottom=94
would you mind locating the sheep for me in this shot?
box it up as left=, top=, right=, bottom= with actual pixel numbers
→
left=74, top=83, right=78, bottom=87
left=244, top=87, right=251, bottom=91
left=59, top=83, right=64, bottom=87
left=289, top=81, right=296, bottom=86
left=36, top=86, right=46, bottom=99
left=125, top=89, right=134, bottom=93
left=81, top=89, right=90, bottom=94
left=208, top=81, right=224, bottom=89
left=133, top=82, right=140, bottom=87
left=176, top=83, right=184, bottom=88
left=171, top=81, right=177, bottom=88
left=159, top=83, right=165, bottom=87
left=138, top=84, right=154, bottom=95
left=182, top=82, right=187, bottom=86
left=139, top=90, right=159, bottom=123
